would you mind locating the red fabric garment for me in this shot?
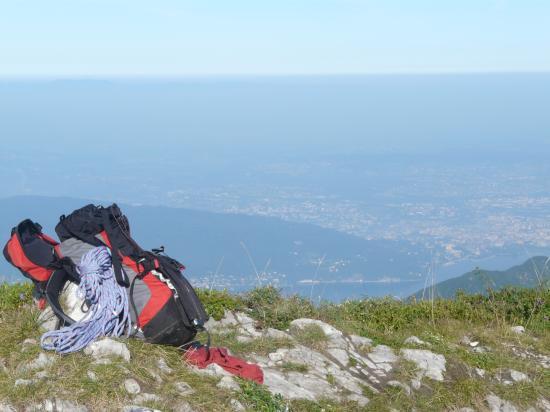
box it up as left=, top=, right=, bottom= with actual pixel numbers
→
left=184, top=346, right=264, bottom=384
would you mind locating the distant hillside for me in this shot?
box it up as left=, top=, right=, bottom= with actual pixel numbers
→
left=0, top=196, right=430, bottom=299
left=411, top=256, right=550, bottom=299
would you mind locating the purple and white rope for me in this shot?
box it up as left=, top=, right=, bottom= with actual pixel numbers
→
left=41, top=247, right=130, bottom=354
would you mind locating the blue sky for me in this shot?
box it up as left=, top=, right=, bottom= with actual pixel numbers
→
left=1, top=0, right=549, bottom=76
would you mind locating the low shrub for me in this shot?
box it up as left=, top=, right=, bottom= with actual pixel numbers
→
left=319, top=286, right=550, bottom=334
left=244, top=286, right=316, bottom=330
left=196, top=288, right=244, bottom=320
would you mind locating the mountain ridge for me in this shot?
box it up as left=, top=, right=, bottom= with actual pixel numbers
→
left=410, top=256, right=550, bottom=299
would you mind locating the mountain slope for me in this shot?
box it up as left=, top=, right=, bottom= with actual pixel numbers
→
left=0, top=283, right=548, bottom=411
left=411, top=256, right=550, bottom=299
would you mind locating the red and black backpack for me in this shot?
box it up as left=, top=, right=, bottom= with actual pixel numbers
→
left=3, top=220, right=78, bottom=304
left=3, top=204, right=208, bottom=347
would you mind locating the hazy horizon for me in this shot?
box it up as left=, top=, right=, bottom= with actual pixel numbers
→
left=2, top=74, right=549, bottom=295
left=2, top=0, right=550, bottom=301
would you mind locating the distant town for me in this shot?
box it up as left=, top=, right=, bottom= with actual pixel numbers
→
left=164, top=161, right=550, bottom=271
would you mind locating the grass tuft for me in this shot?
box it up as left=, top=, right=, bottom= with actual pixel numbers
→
left=238, top=379, right=287, bottom=411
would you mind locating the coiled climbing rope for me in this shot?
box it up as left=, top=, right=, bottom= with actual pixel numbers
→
left=41, top=247, right=130, bottom=354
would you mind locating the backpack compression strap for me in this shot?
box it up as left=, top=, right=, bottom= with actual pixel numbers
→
left=45, top=269, right=77, bottom=327
left=101, top=209, right=130, bottom=287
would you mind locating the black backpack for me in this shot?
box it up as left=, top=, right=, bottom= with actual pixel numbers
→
left=4, top=204, right=208, bottom=347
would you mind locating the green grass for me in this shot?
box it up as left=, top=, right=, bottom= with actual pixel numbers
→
left=0, top=282, right=548, bottom=411
left=238, top=379, right=287, bottom=411
left=201, top=285, right=549, bottom=343
left=281, top=361, right=309, bottom=374
left=196, top=288, right=244, bottom=321
left=244, top=286, right=316, bottom=330
left=0, top=282, right=33, bottom=311
left=210, top=329, right=294, bottom=357
left=291, top=323, right=328, bottom=350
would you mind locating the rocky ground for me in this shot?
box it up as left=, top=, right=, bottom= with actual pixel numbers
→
left=0, top=309, right=548, bottom=411
left=0, top=284, right=548, bottom=411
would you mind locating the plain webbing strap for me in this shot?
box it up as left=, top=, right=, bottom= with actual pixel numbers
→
left=101, top=209, right=130, bottom=287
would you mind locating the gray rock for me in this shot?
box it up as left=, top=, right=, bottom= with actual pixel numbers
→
left=229, top=399, right=246, bottom=412
left=388, top=380, right=411, bottom=396
left=174, top=381, right=195, bottom=396
left=87, top=370, right=97, bottom=381
left=236, top=335, right=254, bottom=343
left=22, top=338, right=38, bottom=345
left=326, top=369, right=363, bottom=396
left=217, top=376, right=240, bottom=392
left=0, top=403, right=17, bottom=412
left=122, top=407, right=161, bottom=412
left=38, top=307, right=58, bottom=332
left=133, top=393, right=162, bottom=404
left=289, top=318, right=347, bottom=349
left=510, top=325, right=525, bottom=334
left=457, top=408, right=476, bottom=412
left=347, top=393, right=370, bottom=407
left=510, top=369, right=529, bottom=383
left=485, top=393, right=518, bottom=412
left=84, top=338, right=130, bottom=362
left=404, top=336, right=430, bottom=347
left=25, top=399, right=87, bottom=412
left=475, top=368, right=486, bottom=378
left=231, top=312, right=263, bottom=339
left=537, top=397, right=550, bottom=412
left=410, top=379, right=422, bottom=390
left=218, top=311, right=240, bottom=327
left=173, top=402, right=196, bottom=412
left=25, top=403, right=45, bottom=412
left=23, top=353, right=56, bottom=371
left=208, top=311, right=260, bottom=339
left=255, top=319, right=435, bottom=405
left=124, top=378, right=141, bottom=395
left=260, top=320, right=398, bottom=401
left=15, top=378, right=34, bottom=386
left=473, top=346, right=490, bottom=353
left=0, top=358, right=8, bottom=374
left=268, top=350, right=287, bottom=363
left=34, top=370, right=49, bottom=380
left=349, top=335, right=373, bottom=350
left=203, top=316, right=221, bottom=330
left=460, top=335, right=473, bottom=346
left=263, top=369, right=316, bottom=401
left=54, top=399, right=88, bottom=412
left=327, top=348, right=350, bottom=366
left=146, top=368, right=163, bottom=384
left=496, top=369, right=530, bottom=385
left=506, top=344, right=550, bottom=369
left=190, top=363, right=232, bottom=378
left=401, top=349, right=446, bottom=382
left=368, top=345, right=398, bottom=364
left=156, top=357, right=173, bottom=374
left=265, top=328, right=292, bottom=340
left=263, top=344, right=365, bottom=401
left=92, top=358, right=112, bottom=365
